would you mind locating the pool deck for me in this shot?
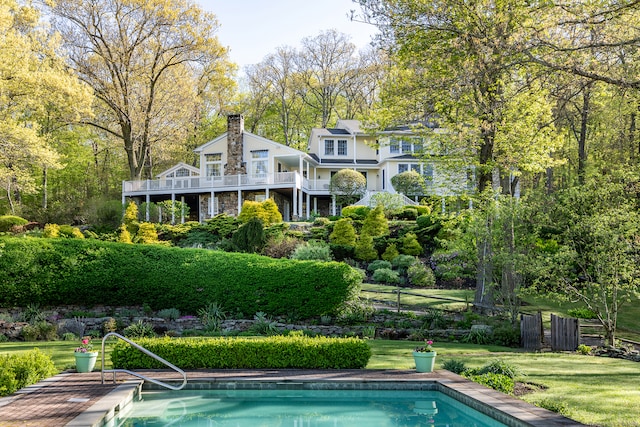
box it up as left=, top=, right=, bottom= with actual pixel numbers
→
left=0, top=369, right=586, bottom=427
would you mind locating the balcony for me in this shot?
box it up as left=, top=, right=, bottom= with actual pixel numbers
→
left=122, top=172, right=333, bottom=195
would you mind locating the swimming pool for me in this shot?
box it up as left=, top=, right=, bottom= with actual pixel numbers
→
left=114, top=384, right=507, bottom=426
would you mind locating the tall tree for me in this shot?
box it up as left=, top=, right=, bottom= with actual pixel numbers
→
left=0, top=0, right=91, bottom=215
left=47, top=0, right=235, bottom=180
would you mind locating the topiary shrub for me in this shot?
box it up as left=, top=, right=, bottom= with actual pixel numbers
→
left=0, top=215, right=28, bottom=232
left=381, top=243, right=399, bottom=262
left=329, top=218, right=357, bottom=246
left=355, top=233, right=377, bottom=262
left=400, top=232, right=423, bottom=256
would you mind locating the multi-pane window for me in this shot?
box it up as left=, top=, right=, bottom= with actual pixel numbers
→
left=325, top=140, right=334, bottom=155
left=205, top=153, right=222, bottom=177
left=390, top=139, right=400, bottom=154
left=389, top=137, right=424, bottom=154
left=398, top=163, right=421, bottom=174
left=252, top=150, right=268, bottom=176
left=337, top=139, right=348, bottom=156
left=175, top=168, right=190, bottom=177
left=423, top=164, right=434, bottom=185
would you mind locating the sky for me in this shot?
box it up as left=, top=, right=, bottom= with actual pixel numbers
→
left=197, top=0, right=379, bottom=69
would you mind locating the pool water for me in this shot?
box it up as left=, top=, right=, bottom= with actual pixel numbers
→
left=115, top=389, right=508, bottom=426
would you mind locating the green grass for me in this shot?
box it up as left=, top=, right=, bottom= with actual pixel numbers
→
left=367, top=340, right=640, bottom=427
left=0, top=341, right=110, bottom=371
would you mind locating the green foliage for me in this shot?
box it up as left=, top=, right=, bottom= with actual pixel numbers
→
left=291, top=240, right=332, bottom=261
left=238, top=199, right=282, bottom=226
left=400, top=232, right=423, bottom=255
left=372, top=268, right=400, bottom=284
left=491, top=323, right=521, bottom=347
left=117, top=223, right=132, bottom=244
left=0, top=215, right=28, bottom=232
left=355, top=233, right=378, bottom=262
left=261, top=198, right=283, bottom=225
left=134, top=222, right=159, bottom=244
left=341, top=205, right=370, bottom=220
left=474, top=359, right=521, bottom=379
left=567, top=307, right=597, bottom=319
left=336, top=297, right=375, bottom=324
left=0, top=349, right=57, bottom=397
left=157, top=308, right=180, bottom=321
left=262, top=235, right=300, bottom=259
left=441, top=359, right=467, bottom=375
left=361, top=205, right=389, bottom=238
left=232, top=217, right=266, bottom=253
left=466, top=372, right=515, bottom=394
left=392, top=254, right=416, bottom=272
left=462, top=328, right=491, bottom=344
left=198, top=302, right=226, bottom=333
left=367, top=260, right=392, bottom=272
left=536, top=398, right=571, bottom=416
left=0, top=237, right=361, bottom=318
left=381, top=243, right=399, bottom=262
left=205, top=214, right=240, bottom=238
left=407, top=261, right=436, bottom=287
left=576, top=344, right=592, bottom=355
left=43, top=223, right=60, bottom=238
left=123, top=320, right=156, bottom=338
left=391, top=170, right=426, bottom=196
left=329, top=243, right=355, bottom=261
left=329, top=169, right=367, bottom=206
left=110, top=336, right=371, bottom=369
left=329, top=218, right=357, bottom=246
left=249, top=312, right=279, bottom=336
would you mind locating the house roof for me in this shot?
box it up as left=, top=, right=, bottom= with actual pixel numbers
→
left=155, top=162, right=200, bottom=178
left=326, top=128, right=351, bottom=135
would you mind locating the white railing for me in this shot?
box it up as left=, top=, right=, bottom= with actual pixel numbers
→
left=101, top=332, right=187, bottom=391
left=123, top=171, right=300, bottom=193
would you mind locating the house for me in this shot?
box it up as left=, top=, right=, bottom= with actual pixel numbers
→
left=121, top=115, right=473, bottom=222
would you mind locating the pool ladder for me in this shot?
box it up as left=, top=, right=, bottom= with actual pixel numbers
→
left=100, top=332, right=187, bottom=390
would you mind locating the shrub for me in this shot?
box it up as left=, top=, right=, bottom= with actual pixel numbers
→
left=157, top=308, right=181, bottom=321
left=0, top=349, right=57, bottom=397
left=312, top=217, right=330, bottom=226
left=329, top=243, right=355, bottom=261
left=135, top=222, right=159, bottom=244
left=372, top=268, right=400, bottom=284
left=117, top=224, right=132, bottom=243
left=123, top=320, right=156, bottom=338
left=367, top=260, right=392, bottom=272
left=576, top=344, right=592, bottom=355
left=491, top=323, right=521, bottom=347
left=0, top=215, right=28, bottom=232
left=467, top=372, right=514, bottom=394
left=407, top=261, right=436, bottom=287
left=329, top=218, right=356, bottom=246
left=0, top=237, right=361, bottom=318
left=198, top=302, right=226, bottom=333
left=400, top=232, right=423, bottom=256
left=250, top=312, right=279, bottom=336
left=341, top=205, right=370, bottom=220
left=110, top=336, right=371, bottom=369
left=381, top=243, right=399, bottom=262
left=43, top=223, right=60, bottom=238
left=392, top=254, right=416, bottom=272
left=262, top=235, right=300, bottom=259
left=474, top=359, right=521, bottom=379
left=355, top=233, right=377, bottom=262
left=441, top=359, right=467, bottom=375
left=291, top=240, right=332, bottom=261
left=567, top=307, right=597, bottom=319
left=232, top=217, right=265, bottom=253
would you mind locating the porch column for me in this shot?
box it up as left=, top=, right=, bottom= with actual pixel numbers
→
left=266, top=188, right=270, bottom=199
left=332, top=195, right=336, bottom=216
left=180, top=196, right=185, bottom=224
left=171, top=193, right=176, bottom=224
left=237, top=189, right=242, bottom=214
left=313, top=197, right=317, bottom=214
left=145, top=194, right=150, bottom=221
left=306, top=192, right=310, bottom=219
left=211, top=190, right=215, bottom=216
left=292, top=187, right=298, bottom=220
left=298, top=188, right=303, bottom=219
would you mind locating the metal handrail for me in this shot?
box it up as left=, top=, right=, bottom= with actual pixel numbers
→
left=101, top=332, right=187, bottom=391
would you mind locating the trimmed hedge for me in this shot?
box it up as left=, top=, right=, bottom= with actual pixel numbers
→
left=110, top=336, right=371, bottom=369
left=0, top=237, right=361, bottom=317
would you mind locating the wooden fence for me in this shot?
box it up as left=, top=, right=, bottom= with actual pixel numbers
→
left=551, top=314, right=580, bottom=351
left=520, top=312, right=543, bottom=350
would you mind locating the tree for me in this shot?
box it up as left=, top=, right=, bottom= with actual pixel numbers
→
left=391, top=170, right=426, bottom=198
left=329, top=169, right=367, bottom=207
left=361, top=204, right=388, bottom=238
left=355, top=232, right=378, bottom=262
left=0, top=1, right=91, bottom=215
left=329, top=218, right=357, bottom=246
left=232, top=217, right=265, bottom=253
left=47, top=0, right=235, bottom=180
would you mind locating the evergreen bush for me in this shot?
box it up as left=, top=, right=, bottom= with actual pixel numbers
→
left=0, top=215, right=28, bottom=232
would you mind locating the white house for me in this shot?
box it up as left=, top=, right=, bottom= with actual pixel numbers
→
left=122, top=115, right=473, bottom=222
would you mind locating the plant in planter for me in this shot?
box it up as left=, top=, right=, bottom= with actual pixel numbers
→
left=74, top=337, right=98, bottom=373
left=413, top=339, right=437, bottom=373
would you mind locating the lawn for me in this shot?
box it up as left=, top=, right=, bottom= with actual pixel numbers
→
left=3, top=338, right=638, bottom=427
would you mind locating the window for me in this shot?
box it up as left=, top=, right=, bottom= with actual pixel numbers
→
left=205, top=153, right=222, bottom=178
left=390, top=138, right=400, bottom=154
left=398, top=164, right=408, bottom=174
left=175, top=168, right=190, bottom=177
left=390, top=137, right=424, bottom=154
left=251, top=150, right=268, bottom=176
left=337, top=139, right=348, bottom=156
left=325, top=140, right=335, bottom=155
left=402, top=140, right=412, bottom=153
left=398, top=163, right=421, bottom=174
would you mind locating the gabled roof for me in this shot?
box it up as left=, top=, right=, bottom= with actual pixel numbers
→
left=193, top=131, right=310, bottom=159
left=156, top=162, right=200, bottom=178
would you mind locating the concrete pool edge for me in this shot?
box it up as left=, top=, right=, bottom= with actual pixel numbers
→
left=70, top=370, right=586, bottom=427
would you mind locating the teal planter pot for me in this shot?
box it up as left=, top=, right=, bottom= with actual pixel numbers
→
left=74, top=351, right=98, bottom=373
left=412, top=351, right=437, bottom=373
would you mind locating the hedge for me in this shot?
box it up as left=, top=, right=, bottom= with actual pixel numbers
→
left=0, top=237, right=361, bottom=317
left=110, top=336, right=371, bottom=369
left=0, top=349, right=57, bottom=397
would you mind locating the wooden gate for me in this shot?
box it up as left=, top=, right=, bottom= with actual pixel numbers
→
left=551, top=314, right=579, bottom=351
left=520, top=312, right=543, bottom=350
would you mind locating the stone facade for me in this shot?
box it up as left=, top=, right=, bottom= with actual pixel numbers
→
left=225, top=114, right=245, bottom=175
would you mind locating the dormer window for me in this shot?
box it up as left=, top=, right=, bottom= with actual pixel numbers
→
left=337, top=140, right=348, bottom=156
left=325, top=139, right=347, bottom=156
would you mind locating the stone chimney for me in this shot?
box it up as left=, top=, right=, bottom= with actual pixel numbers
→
left=226, top=114, right=245, bottom=174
